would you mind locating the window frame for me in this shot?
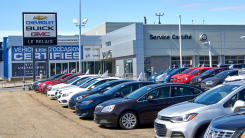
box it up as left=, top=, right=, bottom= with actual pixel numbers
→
left=172, top=86, right=194, bottom=97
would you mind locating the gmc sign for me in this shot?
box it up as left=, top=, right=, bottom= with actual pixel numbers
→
left=31, top=32, right=50, bottom=36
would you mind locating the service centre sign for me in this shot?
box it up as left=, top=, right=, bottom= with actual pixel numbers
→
left=11, top=46, right=82, bottom=61
left=22, top=12, right=57, bottom=45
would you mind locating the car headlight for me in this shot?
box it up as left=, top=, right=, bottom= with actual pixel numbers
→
left=81, top=100, right=93, bottom=105
left=206, top=81, right=216, bottom=85
left=170, top=113, right=198, bottom=123
left=182, top=78, right=188, bottom=80
left=198, top=78, right=202, bottom=82
left=76, top=95, right=83, bottom=101
left=101, top=105, right=115, bottom=113
left=63, top=92, right=72, bottom=97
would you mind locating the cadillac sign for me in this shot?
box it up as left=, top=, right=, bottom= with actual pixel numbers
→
left=22, top=12, right=57, bottom=46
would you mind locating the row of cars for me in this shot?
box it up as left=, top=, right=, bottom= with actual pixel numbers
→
left=30, top=69, right=245, bottom=138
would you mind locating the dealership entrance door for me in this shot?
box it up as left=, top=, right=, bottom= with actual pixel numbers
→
left=35, top=61, right=47, bottom=79
left=124, top=59, right=133, bottom=80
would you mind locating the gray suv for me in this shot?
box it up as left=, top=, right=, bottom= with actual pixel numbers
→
left=155, top=81, right=245, bottom=138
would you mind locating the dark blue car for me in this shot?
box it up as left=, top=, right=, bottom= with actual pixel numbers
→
left=148, top=69, right=171, bottom=81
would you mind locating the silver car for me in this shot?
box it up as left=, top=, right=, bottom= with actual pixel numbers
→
left=155, top=81, right=245, bottom=138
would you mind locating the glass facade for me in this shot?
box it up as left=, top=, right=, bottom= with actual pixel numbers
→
left=144, top=57, right=151, bottom=78
left=12, top=62, right=46, bottom=77
left=199, top=56, right=219, bottom=67
left=225, top=56, right=244, bottom=64
left=69, top=62, right=76, bottom=73
left=124, top=59, right=133, bottom=80
left=50, top=63, right=55, bottom=76
left=171, top=56, right=192, bottom=68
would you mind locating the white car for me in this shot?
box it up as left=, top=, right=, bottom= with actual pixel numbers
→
left=58, top=77, right=121, bottom=106
left=155, top=81, right=245, bottom=138
left=224, top=74, right=245, bottom=83
left=47, top=75, right=97, bottom=99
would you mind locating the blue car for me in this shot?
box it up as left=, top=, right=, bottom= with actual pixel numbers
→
left=148, top=69, right=171, bottom=81
left=164, top=68, right=188, bottom=83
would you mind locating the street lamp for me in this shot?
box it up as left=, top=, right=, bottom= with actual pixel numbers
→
left=177, top=14, right=182, bottom=67
left=202, top=41, right=212, bottom=67
left=73, top=0, right=88, bottom=73
left=155, top=13, right=164, bottom=24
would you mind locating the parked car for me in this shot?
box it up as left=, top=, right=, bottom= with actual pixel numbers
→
left=68, top=80, right=132, bottom=109
left=190, top=68, right=228, bottom=87
left=148, top=69, right=172, bottom=81
left=47, top=75, right=98, bottom=99
left=94, top=83, right=204, bottom=129
left=58, top=77, right=121, bottom=106
left=75, top=81, right=155, bottom=118
left=204, top=111, right=245, bottom=138
left=170, top=67, right=199, bottom=83
left=155, top=81, right=245, bottom=138
left=38, top=73, right=76, bottom=92
left=176, top=67, right=215, bottom=84
left=161, top=68, right=188, bottom=83
left=31, top=74, right=63, bottom=90
left=44, top=74, right=81, bottom=92
left=56, top=76, right=100, bottom=100
left=201, top=70, right=238, bottom=89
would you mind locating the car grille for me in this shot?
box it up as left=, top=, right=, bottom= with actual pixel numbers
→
left=204, top=126, right=235, bottom=138
left=61, top=100, right=67, bottom=103
left=75, top=105, right=81, bottom=114
left=201, top=82, right=207, bottom=87
left=94, top=105, right=103, bottom=113
left=155, top=123, right=167, bottom=137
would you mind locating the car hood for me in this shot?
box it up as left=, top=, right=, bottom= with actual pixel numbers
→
left=62, top=87, right=86, bottom=93
left=100, top=98, right=132, bottom=106
left=158, top=102, right=211, bottom=117
left=78, top=93, right=106, bottom=102
left=178, top=74, right=193, bottom=79
left=59, top=85, right=79, bottom=91
left=202, top=77, right=222, bottom=82
left=211, top=114, right=245, bottom=131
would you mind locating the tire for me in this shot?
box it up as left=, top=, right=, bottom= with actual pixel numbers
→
left=196, top=129, right=206, bottom=138
left=119, top=111, right=139, bottom=130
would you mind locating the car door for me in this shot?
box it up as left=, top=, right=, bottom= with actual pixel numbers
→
left=137, top=86, right=173, bottom=123
left=171, top=86, right=195, bottom=105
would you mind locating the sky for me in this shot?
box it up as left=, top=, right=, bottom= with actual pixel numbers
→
left=1, top=0, right=245, bottom=41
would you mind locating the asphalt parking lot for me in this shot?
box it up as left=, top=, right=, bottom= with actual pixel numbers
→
left=0, top=88, right=154, bottom=138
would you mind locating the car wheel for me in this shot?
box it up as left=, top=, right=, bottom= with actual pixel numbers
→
left=119, top=111, right=138, bottom=130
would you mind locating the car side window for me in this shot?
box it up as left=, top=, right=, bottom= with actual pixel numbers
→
left=199, top=69, right=208, bottom=74
left=117, top=84, right=139, bottom=96
left=174, top=86, right=193, bottom=96
left=229, top=71, right=238, bottom=77
left=93, top=80, right=108, bottom=87
left=138, top=94, right=147, bottom=101
left=148, top=87, right=170, bottom=99
left=191, top=88, right=202, bottom=95
left=213, top=70, right=222, bottom=75
left=224, top=89, right=245, bottom=108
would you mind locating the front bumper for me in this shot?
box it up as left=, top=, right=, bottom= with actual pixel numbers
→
left=189, top=80, right=201, bottom=87
left=75, top=105, right=94, bottom=117
left=47, top=90, right=56, bottom=98
left=94, top=112, right=118, bottom=127
left=68, top=100, right=77, bottom=109
left=154, top=118, right=195, bottom=138
left=201, top=82, right=215, bottom=89
left=58, top=97, right=69, bottom=106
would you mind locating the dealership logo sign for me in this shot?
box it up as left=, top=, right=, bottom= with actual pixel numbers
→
left=22, top=12, right=57, bottom=45
left=150, top=34, right=192, bottom=40
left=200, top=34, right=207, bottom=41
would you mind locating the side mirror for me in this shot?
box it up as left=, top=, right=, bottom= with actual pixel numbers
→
left=147, top=95, right=153, bottom=101
left=115, top=92, right=121, bottom=97
left=233, top=100, right=245, bottom=113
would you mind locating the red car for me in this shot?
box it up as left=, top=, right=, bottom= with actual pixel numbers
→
left=170, top=67, right=200, bottom=83
left=38, top=73, right=77, bottom=92
left=175, top=67, right=216, bottom=84
left=43, top=74, right=82, bottom=93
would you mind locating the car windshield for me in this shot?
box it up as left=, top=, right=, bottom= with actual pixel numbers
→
left=65, top=77, right=79, bottom=84
left=194, top=84, right=240, bottom=105
left=60, top=75, right=72, bottom=82
left=47, top=74, right=58, bottom=80
left=215, top=71, right=230, bottom=78
left=188, top=69, right=200, bottom=75
left=181, top=69, right=191, bottom=74
left=103, top=83, right=128, bottom=95
left=158, top=69, right=167, bottom=74
left=125, top=86, right=152, bottom=99
left=54, top=74, right=65, bottom=81
left=201, top=69, right=215, bottom=76
left=80, top=80, right=98, bottom=88
left=76, top=78, right=92, bottom=86
left=168, top=69, right=177, bottom=74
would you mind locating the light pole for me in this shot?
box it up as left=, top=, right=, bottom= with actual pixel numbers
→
left=155, top=13, right=164, bottom=24
left=73, top=0, right=88, bottom=73
left=177, top=14, right=182, bottom=67
left=202, top=41, right=212, bottom=67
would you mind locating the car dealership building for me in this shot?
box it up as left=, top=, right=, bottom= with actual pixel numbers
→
left=2, top=22, right=245, bottom=80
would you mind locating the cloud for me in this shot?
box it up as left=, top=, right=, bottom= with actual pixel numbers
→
left=179, top=3, right=207, bottom=8
left=209, top=5, right=245, bottom=11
